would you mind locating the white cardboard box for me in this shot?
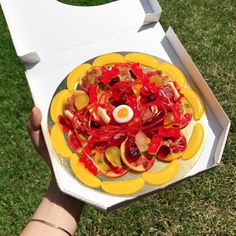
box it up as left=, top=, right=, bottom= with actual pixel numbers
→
left=0, top=0, right=230, bottom=211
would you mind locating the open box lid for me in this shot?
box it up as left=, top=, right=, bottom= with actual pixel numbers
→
left=0, top=0, right=230, bottom=211
left=0, top=0, right=162, bottom=63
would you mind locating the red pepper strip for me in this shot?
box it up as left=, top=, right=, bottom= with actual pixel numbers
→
left=110, top=66, right=119, bottom=78
left=171, top=102, right=181, bottom=125
left=88, top=84, right=98, bottom=103
left=146, top=82, right=159, bottom=94
left=126, top=95, right=138, bottom=113
left=100, top=66, right=119, bottom=84
left=157, top=127, right=181, bottom=138
left=100, top=68, right=111, bottom=84
left=68, top=131, right=81, bottom=151
left=79, top=153, right=98, bottom=176
left=83, top=144, right=92, bottom=155
left=131, top=63, right=149, bottom=83
left=58, top=115, right=72, bottom=132
left=147, top=135, right=162, bottom=155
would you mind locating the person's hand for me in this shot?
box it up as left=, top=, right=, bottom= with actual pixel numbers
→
left=27, top=107, right=51, bottom=169
left=23, top=107, right=84, bottom=236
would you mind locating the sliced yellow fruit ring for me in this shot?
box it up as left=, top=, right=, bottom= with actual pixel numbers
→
left=120, top=140, right=155, bottom=172
left=92, top=53, right=125, bottom=66
left=181, top=88, right=205, bottom=120
left=70, top=154, right=101, bottom=188
left=73, top=90, right=89, bottom=110
left=101, top=177, right=144, bottom=195
left=157, top=63, right=187, bottom=88
left=67, top=63, right=91, bottom=91
left=158, top=152, right=183, bottom=162
left=182, top=123, right=204, bottom=160
left=142, top=160, right=179, bottom=185
left=124, top=52, right=160, bottom=68
left=50, top=89, right=70, bottom=123
left=50, top=123, right=72, bottom=158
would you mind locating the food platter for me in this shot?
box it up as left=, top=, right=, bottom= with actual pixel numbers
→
left=48, top=52, right=208, bottom=196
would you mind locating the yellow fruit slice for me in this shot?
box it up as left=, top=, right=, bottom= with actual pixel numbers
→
left=181, top=88, right=205, bottom=120
left=67, top=63, right=91, bottom=91
left=101, top=177, right=144, bottom=195
left=50, top=89, right=70, bottom=123
left=105, top=146, right=121, bottom=167
left=50, top=123, right=72, bottom=158
left=182, top=123, right=204, bottom=160
left=92, top=53, right=124, bottom=66
left=74, top=90, right=89, bottom=110
left=124, top=52, right=160, bottom=68
left=70, top=154, right=101, bottom=188
left=142, top=160, right=179, bottom=185
left=157, top=63, right=187, bottom=87
left=159, top=152, right=183, bottom=162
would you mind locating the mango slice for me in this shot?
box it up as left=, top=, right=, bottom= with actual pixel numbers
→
left=92, top=53, right=124, bottom=66
left=101, top=177, right=144, bottom=195
left=67, top=63, right=91, bottom=91
left=124, top=52, right=159, bottom=68
left=182, top=123, right=204, bottom=160
left=70, top=154, right=101, bottom=188
left=142, top=160, right=179, bottom=185
left=181, top=88, right=205, bottom=120
left=50, top=123, right=72, bottom=158
left=157, top=63, right=187, bottom=87
left=50, top=89, right=70, bottom=123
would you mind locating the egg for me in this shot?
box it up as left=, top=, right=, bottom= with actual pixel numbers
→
left=113, top=105, right=134, bottom=123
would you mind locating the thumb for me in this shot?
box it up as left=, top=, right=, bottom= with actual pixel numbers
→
left=29, top=107, right=42, bottom=132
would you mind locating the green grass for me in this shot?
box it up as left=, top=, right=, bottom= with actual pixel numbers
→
left=0, top=0, right=236, bottom=235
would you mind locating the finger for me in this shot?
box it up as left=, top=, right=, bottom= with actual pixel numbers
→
left=29, top=107, right=42, bottom=131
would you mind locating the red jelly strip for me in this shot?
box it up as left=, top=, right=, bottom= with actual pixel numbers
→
left=58, top=115, right=72, bottom=132
left=68, top=131, right=80, bottom=151
left=157, top=127, right=181, bottom=138
left=88, top=84, right=98, bottom=103
left=172, top=102, right=181, bottom=125
left=147, top=135, right=162, bottom=155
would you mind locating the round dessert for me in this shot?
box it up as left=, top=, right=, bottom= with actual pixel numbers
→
left=48, top=52, right=207, bottom=196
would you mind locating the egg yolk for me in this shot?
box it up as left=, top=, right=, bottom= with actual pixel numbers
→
left=117, top=107, right=129, bottom=118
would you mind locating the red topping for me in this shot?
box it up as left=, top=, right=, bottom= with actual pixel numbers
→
left=147, top=135, right=162, bottom=155
left=68, top=131, right=81, bottom=151
left=171, top=102, right=181, bottom=125
left=125, top=137, right=141, bottom=163
left=56, top=61, right=192, bottom=178
left=131, top=63, right=148, bottom=83
left=157, top=145, right=171, bottom=158
left=157, top=127, right=181, bottom=138
left=58, top=115, right=72, bottom=132
left=88, top=84, right=98, bottom=103
left=79, top=153, right=98, bottom=176
left=100, top=66, right=119, bottom=84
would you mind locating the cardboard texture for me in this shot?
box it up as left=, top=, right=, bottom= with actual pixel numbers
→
left=0, top=0, right=230, bottom=211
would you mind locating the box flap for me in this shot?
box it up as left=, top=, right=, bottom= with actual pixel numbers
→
left=0, top=0, right=161, bottom=64
left=163, top=27, right=231, bottom=166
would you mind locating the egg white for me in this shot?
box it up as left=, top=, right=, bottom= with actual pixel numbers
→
left=112, top=105, right=134, bottom=123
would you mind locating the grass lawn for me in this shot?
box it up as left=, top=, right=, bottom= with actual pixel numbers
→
left=0, top=0, right=236, bottom=235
